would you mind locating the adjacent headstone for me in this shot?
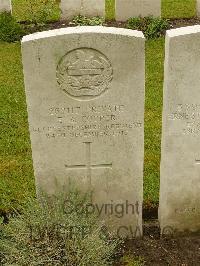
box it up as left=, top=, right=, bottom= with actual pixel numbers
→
left=115, top=0, right=161, bottom=21
left=60, top=0, right=105, bottom=20
left=159, top=26, right=200, bottom=235
left=0, top=0, right=11, bottom=13
left=21, top=26, right=144, bottom=238
left=197, top=0, right=200, bottom=17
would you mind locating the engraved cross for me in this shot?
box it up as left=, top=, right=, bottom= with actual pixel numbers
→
left=65, top=142, right=112, bottom=186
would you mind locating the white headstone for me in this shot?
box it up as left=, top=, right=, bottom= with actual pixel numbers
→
left=115, top=0, right=161, bottom=21
left=60, top=0, right=105, bottom=20
left=159, top=26, right=200, bottom=235
left=22, top=26, right=144, bottom=238
left=0, top=0, right=11, bottom=13
left=197, top=0, right=200, bottom=17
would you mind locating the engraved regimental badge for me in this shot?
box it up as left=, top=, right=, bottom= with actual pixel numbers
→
left=56, top=48, right=113, bottom=100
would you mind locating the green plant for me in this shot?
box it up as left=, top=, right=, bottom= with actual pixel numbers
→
left=0, top=191, right=120, bottom=265
left=126, top=16, right=169, bottom=39
left=0, top=12, right=24, bottom=42
left=72, top=15, right=104, bottom=26
left=145, top=17, right=169, bottom=39
left=127, top=17, right=142, bottom=30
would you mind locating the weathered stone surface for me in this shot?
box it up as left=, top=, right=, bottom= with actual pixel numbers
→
left=60, top=0, right=105, bottom=20
left=159, top=26, right=200, bottom=235
left=115, top=0, right=161, bottom=21
left=197, top=0, right=200, bottom=17
left=0, top=0, right=11, bottom=13
left=22, top=26, right=144, bottom=237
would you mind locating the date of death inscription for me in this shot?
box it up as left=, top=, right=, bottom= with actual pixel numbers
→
left=32, top=104, right=143, bottom=139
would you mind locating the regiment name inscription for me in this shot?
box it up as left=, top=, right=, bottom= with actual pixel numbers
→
left=32, top=103, right=142, bottom=139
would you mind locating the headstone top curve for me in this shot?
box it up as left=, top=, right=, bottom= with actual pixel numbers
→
left=22, top=26, right=145, bottom=43
left=166, top=25, right=200, bottom=38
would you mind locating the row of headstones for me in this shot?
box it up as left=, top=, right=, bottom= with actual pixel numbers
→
left=60, top=0, right=161, bottom=21
left=60, top=0, right=200, bottom=20
left=0, top=0, right=161, bottom=20
left=2, top=0, right=200, bottom=21
left=21, top=24, right=200, bottom=238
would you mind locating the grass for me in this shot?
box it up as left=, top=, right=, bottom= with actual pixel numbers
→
left=145, top=38, right=164, bottom=204
left=0, top=42, right=35, bottom=213
left=106, top=0, right=115, bottom=20
left=12, top=0, right=60, bottom=22
left=162, top=0, right=196, bottom=18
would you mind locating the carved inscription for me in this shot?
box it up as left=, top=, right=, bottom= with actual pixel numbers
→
left=57, top=48, right=113, bottom=100
left=175, top=206, right=200, bottom=214
left=168, top=103, right=200, bottom=135
left=32, top=104, right=142, bottom=139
